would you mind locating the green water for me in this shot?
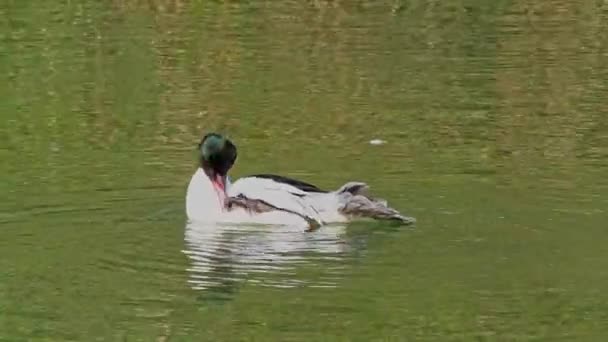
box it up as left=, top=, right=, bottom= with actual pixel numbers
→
left=1, top=1, right=607, bottom=340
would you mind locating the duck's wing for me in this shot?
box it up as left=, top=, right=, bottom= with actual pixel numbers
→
left=245, top=174, right=327, bottom=193
left=225, top=195, right=322, bottom=230
left=228, top=176, right=323, bottom=226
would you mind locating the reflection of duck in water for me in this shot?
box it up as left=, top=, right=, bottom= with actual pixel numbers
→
left=185, top=133, right=416, bottom=229
left=183, top=221, right=350, bottom=291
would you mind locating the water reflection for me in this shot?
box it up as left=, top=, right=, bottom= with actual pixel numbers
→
left=183, top=221, right=353, bottom=292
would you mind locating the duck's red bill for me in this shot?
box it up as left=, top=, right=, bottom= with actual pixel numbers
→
left=212, top=175, right=227, bottom=205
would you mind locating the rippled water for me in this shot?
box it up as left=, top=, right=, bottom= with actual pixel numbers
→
left=2, top=0, right=608, bottom=340
left=184, top=222, right=351, bottom=291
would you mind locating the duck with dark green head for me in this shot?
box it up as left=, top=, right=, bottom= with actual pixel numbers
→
left=186, top=132, right=415, bottom=228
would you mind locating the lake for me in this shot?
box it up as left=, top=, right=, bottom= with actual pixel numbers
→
left=1, top=0, right=607, bottom=340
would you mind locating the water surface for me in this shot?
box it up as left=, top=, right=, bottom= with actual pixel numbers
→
left=1, top=0, right=607, bottom=340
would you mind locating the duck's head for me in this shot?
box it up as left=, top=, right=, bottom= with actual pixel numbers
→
left=198, top=132, right=237, bottom=193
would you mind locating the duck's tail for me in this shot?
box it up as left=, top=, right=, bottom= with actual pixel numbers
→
left=336, top=182, right=416, bottom=225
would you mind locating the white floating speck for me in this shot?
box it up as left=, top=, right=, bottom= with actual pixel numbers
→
left=369, top=139, right=386, bottom=146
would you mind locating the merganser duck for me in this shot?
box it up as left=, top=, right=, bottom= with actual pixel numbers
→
left=186, top=133, right=415, bottom=229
